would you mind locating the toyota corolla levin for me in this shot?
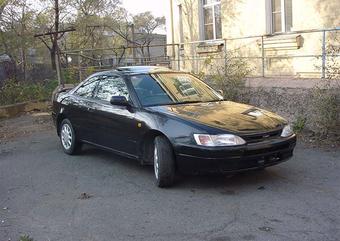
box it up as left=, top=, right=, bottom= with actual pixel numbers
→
left=52, top=66, right=296, bottom=187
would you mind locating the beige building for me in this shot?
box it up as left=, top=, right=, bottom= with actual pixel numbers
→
left=166, top=0, right=340, bottom=78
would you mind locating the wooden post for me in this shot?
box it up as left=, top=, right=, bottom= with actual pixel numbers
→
left=321, top=30, right=326, bottom=78
left=55, top=49, right=63, bottom=87
left=78, top=51, right=83, bottom=82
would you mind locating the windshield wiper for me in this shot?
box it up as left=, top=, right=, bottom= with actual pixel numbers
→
left=202, top=99, right=224, bottom=103
left=177, top=100, right=203, bottom=104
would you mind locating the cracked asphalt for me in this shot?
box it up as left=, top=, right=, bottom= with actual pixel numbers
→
left=0, top=115, right=340, bottom=241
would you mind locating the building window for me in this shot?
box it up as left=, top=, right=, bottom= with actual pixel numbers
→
left=202, top=0, right=222, bottom=40
left=271, top=0, right=292, bottom=33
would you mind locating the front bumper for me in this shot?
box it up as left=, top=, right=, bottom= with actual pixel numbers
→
left=175, top=135, right=296, bottom=174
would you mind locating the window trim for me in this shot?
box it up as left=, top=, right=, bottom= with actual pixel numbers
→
left=201, top=0, right=221, bottom=40
left=269, top=0, right=292, bottom=34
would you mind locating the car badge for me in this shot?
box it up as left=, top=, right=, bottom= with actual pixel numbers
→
left=248, top=110, right=263, bottom=117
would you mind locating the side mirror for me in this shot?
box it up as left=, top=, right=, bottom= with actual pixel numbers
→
left=217, top=89, right=224, bottom=96
left=110, top=96, right=130, bottom=107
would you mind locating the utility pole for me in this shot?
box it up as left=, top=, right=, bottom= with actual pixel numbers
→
left=34, top=28, right=75, bottom=87
left=55, top=49, right=62, bottom=86
left=34, top=0, right=76, bottom=87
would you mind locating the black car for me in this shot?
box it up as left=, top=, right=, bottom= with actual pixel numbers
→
left=52, top=66, right=296, bottom=187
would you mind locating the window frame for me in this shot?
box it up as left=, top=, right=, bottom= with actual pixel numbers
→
left=71, top=73, right=141, bottom=108
left=178, top=4, right=184, bottom=44
left=201, top=0, right=222, bottom=40
left=93, top=75, right=131, bottom=103
left=73, top=76, right=101, bottom=99
left=270, top=0, right=292, bottom=33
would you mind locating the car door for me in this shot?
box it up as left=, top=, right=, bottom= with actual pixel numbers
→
left=91, top=74, right=140, bottom=157
left=66, top=76, right=101, bottom=142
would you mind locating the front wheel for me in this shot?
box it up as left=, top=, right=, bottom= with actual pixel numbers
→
left=153, top=136, right=176, bottom=188
left=59, top=119, right=82, bottom=155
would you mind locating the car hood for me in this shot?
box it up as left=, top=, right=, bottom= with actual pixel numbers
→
left=148, top=101, right=287, bottom=133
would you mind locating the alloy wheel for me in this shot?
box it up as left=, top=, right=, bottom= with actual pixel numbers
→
left=154, top=144, right=159, bottom=179
left=61, top=123, right=72, bottom=150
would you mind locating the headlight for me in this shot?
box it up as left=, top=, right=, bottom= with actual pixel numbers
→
left=194, top=134, right=246, bottom=146
left=281, top=124, right=294, bottom=137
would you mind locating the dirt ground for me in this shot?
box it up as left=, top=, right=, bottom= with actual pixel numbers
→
left=0, top=112, right=53, bottom=143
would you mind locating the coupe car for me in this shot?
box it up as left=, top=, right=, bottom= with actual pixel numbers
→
left=52, top=66, right=296, bottom=187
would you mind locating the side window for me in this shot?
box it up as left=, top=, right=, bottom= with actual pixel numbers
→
left=74, top=76, right=100, bottom=98
left=94, top=76, right=130, bottom=102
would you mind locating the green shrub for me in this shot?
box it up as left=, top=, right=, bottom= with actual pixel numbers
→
left=0, top=79, right=58, bottom=105
left=293, top=116, right=307, bottom=134
left=85, top=66, right=96, bottom=77
left=63, top=67, right=79, bottom=84
left=310, top=84, right=339, bottom=136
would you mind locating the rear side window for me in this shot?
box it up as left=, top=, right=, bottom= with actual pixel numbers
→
left=94, top=75, right=130, bottom=102
left=74, top=76, right=100, bottom=98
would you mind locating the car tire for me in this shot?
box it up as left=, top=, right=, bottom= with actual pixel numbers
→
left=59, top=119, right=82, bottom=155
left=153, top=136, right=176, bottom=188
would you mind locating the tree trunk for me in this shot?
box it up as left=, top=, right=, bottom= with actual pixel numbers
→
left=50, top=48, right=56, bottom=70
left=21, top=47, right=27, bottom=81
left=147, top=45, right=151, bottom=62
left=140, top=47, right=145, bottom=64
left=51, top=0, right=59, bottom=70
left=20, top=3, right=27, bottom=81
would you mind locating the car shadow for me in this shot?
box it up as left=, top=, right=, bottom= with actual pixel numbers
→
left=79, top=144, right=153, bottom=173
left=175, top=170, right=284, bottom=190
left=78, top=144, right=289, bottom=191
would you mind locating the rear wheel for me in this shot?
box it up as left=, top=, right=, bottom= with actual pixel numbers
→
left=59, top=119, right=82, bottom=155
left=153, top=136, right=176, bottom=187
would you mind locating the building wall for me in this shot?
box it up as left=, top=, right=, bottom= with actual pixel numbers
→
left=167, top=0, right=340, bottom=78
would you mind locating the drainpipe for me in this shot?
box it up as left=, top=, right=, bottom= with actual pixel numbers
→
left=170, top=0, right=176, bottom=64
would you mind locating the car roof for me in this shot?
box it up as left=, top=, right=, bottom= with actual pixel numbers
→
left=116, top=66, right=178, bottom=74
left=90, top=66, right=179, bottom=77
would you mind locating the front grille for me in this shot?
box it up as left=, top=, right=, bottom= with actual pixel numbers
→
left=244, top=143, right=291, bottom=156
left=241, top=129, right=282, bottom=144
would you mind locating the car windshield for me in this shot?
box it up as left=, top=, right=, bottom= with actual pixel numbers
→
left=130, top=73, right=223, bottom=106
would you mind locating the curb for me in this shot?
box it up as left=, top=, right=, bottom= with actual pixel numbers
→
left=0, top=101, right=50, bottom=119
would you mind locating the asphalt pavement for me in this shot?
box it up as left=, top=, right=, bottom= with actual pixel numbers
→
left=0, top=115, right=340, bottom=241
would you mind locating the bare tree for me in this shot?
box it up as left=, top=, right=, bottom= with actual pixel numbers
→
left=0, top=0, right=35, bottom=80
left=35, top=0, right=72, bottom=70
left=133, top=11, right=165, bottom=62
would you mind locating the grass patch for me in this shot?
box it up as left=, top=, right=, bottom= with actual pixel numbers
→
left=19, top=235, right=34, bottom=241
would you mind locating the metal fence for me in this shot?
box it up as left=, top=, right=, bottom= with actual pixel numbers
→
left=61, top=44, right=174, bottom=82
left=174, top=27, right=340, bottom=79
left=60, top=27, right=340, bottom=83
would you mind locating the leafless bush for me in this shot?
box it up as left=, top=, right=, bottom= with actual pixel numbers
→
left=201, top=53, right=251, bottom=102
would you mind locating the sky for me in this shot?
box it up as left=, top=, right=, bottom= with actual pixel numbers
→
left=28, top=0, right=168, bottom=33
left=121, top=0, right=167, bottom=18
